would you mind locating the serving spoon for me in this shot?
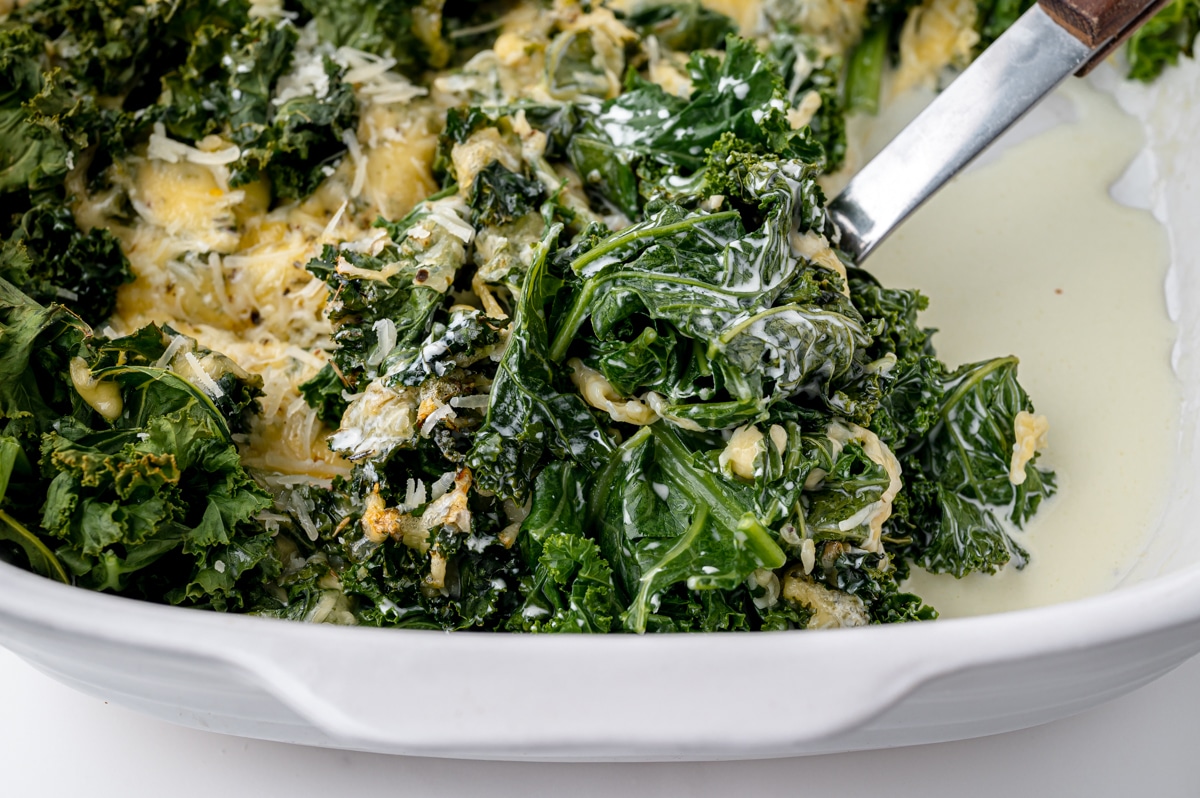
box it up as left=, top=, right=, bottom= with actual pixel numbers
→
left=828, top=0, right=1172, bottom=263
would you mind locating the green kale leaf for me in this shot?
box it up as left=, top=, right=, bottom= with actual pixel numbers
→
left=901, top=356, right=1055, bottom=577
left=232, top=56, right=359, bottom=201
left=0, top=200, right=133, bottom=327
left=468, top=161, right=546, bottom=228
left=509, top=463, right=623, bottom=633
left=550, top=153, right=865, bottom=430
left=623, top=1, right=738, bottom=51
left=0, top=25, right=72, bottom=195
left=592, top=425, right=786, bottom=633
left=306, top=200, right=471, bottom=384
left=466, top=222, right=614, bottom=501
left=1126, top=0, right=1200, bottom=82
left=298, top=363, right=350, bottom=427
left=567, top=36, right=805, bottom=217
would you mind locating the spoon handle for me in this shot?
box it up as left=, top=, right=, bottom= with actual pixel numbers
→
left=1043, top=0, right=1175, bottom=72
left=827, top=0, right=1167, bottom=264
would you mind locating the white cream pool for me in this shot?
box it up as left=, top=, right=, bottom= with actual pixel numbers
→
left=866, top=79, right=1181, bottom=616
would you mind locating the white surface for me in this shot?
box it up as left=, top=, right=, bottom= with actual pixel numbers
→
left=3, top=644, right=1198, bottom=796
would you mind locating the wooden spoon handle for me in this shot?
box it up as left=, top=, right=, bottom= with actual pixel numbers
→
left=1040, top=0, right=1174, bottom=73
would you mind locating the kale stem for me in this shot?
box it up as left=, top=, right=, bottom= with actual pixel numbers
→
left=628, top=504, right=709, bottom=634
left=845, top=22, right=888, bottom=115
left=649, top=424, right=785, bottom=569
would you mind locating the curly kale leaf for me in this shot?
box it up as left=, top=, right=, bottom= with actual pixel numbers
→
left=848, top=269, right=943, bottom=447
left=900, top=356, right=1055, bottom=577
left=831, top=549, right=937, bottom=623
left=10, top=0, right=203, bottom=98
left=0, top=25, right=72, bottom=195
left=468, top=161, right=545, bottom=228
left=0, top=200, right=133, bottom=327
left=35, top=352, right=272, bottom=603
left=0, top=283, right=274, bottom=603
left=298, top=363, right=350, bottom=427
left=567, top=36, right=805, bottom=217
left=294, top=0, right=465, bottom=74
left=1126, top=0, right=1200, bottom=82
left=161, top=15, right=298, bottom=143
left=466, top=223, right=613, bottom=501
left=549, top=154, right=864, bottom=429
left=509, top=464, right=623, bottom=633
left=340, top=504, right=523, bottom=631
left=624, top=1, right=738, bottom=51
left=592, top=426, right=785, bottom=633
left=508, top=533, right=624, bottom=633
left=377, top=307, right=500, bottom=398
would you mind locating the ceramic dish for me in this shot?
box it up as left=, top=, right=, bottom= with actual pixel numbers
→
left=2, top=62, right=1198, bottom=762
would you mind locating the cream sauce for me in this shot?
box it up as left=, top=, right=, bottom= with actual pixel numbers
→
left=865, top=80, right=1180, bottom=617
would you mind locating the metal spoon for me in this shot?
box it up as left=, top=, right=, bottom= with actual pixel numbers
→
left=828, top=0, right=1171, bottom=263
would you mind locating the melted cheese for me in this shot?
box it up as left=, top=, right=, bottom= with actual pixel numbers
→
left=825, top=421, right=902, bottom=553
left=1010, top=410, right=1050, bottom=485
left=567, top=358, right=659, bottom=425
left=71, top=42, right=460, bottom=485
left=894, top=0, right=979, bottom=92
left=719, top=425, right=765, bottom=480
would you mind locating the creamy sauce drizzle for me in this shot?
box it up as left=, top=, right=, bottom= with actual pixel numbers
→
left=865, top=80, right=1180, bottom=617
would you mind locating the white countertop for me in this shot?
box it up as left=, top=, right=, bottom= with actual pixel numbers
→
left=3, top=644, right=1197, bottom=797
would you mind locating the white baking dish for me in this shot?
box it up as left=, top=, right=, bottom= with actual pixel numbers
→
left=1, top=62, right=1197, bottom=762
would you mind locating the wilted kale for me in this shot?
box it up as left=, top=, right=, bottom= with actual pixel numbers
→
left=1126, top=0, right=1200, bottom=81
left=508, top=462, right=623, bottom=632
left=567, top=36, right=818, bottom=217
left=0, top=280, right=277, bottom=608
left=593, top=426, right=786, bottom=632
left=0, top=25, right=73, bottom=196
left=293, top=0, right=482, bottom=75
left=0, top=200, right=133, bottom=327
left=549, top=152, right=860, bottom=429
left=232, top=58, right=359, bottom=200
left=305, top=202, right=468, bottom=385
left=299, top=364, right=350, bottom=427
left=894, top=357, right=1055, bottom=577
left=469, top=162, right=546, bottom=228
left=466, top=221, right=614, bottom=501
left=623, top=0, right=737, bottom=51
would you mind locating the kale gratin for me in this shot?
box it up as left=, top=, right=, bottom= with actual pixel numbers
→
left=0, top=0, right=1191, bottom=632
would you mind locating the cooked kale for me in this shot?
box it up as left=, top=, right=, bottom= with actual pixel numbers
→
left=1126, top=0, right=1200, bottom=82
left=0, top=281, right=275, bottom=608
left=623, top=0, right=737, bottom=51
left=0, top=1, right=1099, bottom=633
left=0, top=200, right=133, bottom=327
